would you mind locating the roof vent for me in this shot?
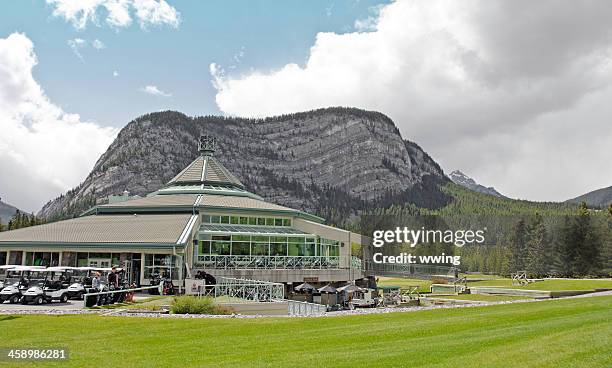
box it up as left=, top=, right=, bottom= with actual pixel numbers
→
left=198, top=135, right=216, bottom=157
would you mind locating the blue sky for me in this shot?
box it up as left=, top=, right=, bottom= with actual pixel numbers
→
left=0, top=0, right=388, bottom=127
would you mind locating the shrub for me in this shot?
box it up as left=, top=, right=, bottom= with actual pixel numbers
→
left=170, top=296, right=232, bottom=315
left=431, top=277, right=449, bottom=284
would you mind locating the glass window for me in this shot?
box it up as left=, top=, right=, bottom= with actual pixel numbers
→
left=144, top=254, right=180, bottom=280
left=77, top=253, right=88, bottom=267
left=266, top=218, right=275, bottom=226
left=232, top=242, right=250, bottom=255
left=202, top=215, right=211, bottom=223
left=230, top=216, right=239, bottom=224
left=252, top=242, right=268, bottom=256
left=274, top=218, right=283, bottom=226
left=211, top=241, right=230, bottom=255
left=304, top=244, right=316, bottom=256
left=288, top=243, right=303, bottom=256
left=199, top=241, right=211, bottom=254
left=239, top=217, right=248, bottom=225
left=220, top=216, right=230, bottom=224
left=232, top=235, right=250, bottom=242
left=270, top=242, right=287, bottom=256
left=257, top=217, right=266, bottom=226
left=248, top=217, right=257, bottom=225
left=282, top=219, right=291, bottom=227
left=211, top=216, right=220, bottom=224
left=330, top=245, right=340, bottom=257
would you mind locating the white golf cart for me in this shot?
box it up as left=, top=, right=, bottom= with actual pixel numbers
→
left=0, top=266, right=47, bottom=304
left=66, top=267, right=113, bottom=300
left=21, top=266, right=74, bottom=305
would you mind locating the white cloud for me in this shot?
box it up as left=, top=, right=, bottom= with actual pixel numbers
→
left=46, top=0, right=180, bottom=30
left=132, top=0, right=180, bottom=29
left=140, top=85, right=171, bottom=97
left=113, top=70, right=119, bottom=77
left=211, top=0, right=612, bottom=202
left=0, top=33, right=118, bottom=212
left=92, top=39, right=106, bottom=50
left=67, top=38, right=86, bottom=61
left=67, top=38, right=106, bottom=61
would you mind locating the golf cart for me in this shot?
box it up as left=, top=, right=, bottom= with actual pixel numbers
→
left=0, top=265, right=22, bottom=289
left=66, top=267, right=112, bottom=300
left=21, top=266, right=74, bottom=305
left=0, top=266, right=46, bottom=304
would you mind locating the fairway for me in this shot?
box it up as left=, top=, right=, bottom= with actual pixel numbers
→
left=467, top=278, right=612, bottom=291
left=2, top=296, right=611, bottom=368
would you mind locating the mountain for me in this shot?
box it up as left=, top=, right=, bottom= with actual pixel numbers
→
left=0, top=200, right=19, bottom=224
left=566, top=185, right=612, bottom=208
left=39, top=107, right=450, bottom=224
left=449, top=170, right=506, bottom=198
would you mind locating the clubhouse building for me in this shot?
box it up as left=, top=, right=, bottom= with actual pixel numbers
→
left=0, top=136, right=363, bottom=287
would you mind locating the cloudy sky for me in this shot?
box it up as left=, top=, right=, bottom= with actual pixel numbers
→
left=1, top=0, right=611, bottom=212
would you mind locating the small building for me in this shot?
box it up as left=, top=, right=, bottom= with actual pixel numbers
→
left=0, top=136, right=364, bottom=288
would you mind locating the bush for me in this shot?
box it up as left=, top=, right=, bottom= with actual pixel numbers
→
left=431, top=277, right=449, bottom=284
left=170, top=296, right=232, bottom=315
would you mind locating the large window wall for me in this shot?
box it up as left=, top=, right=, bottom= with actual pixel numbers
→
left=144, top=254, right=180, bottom=280
left=202, top=214, right=291, bottom=227
left=24, top=252, right=60, bottom=267
left=197, top=234, right=340, bottom=258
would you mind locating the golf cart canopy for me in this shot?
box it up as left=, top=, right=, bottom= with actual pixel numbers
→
left=6, top=266, right=47, bottom=272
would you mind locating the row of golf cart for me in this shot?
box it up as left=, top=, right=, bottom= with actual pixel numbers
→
left=0, top=265, right=124, bottom=305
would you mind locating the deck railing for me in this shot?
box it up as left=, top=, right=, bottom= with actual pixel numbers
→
left=199, top=277, right=285, bottom=301
left=195, top=255, right=340, bottom=270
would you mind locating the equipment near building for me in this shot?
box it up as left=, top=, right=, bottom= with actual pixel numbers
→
left=21, top=267, right=74, bottom=304
left=0, top=266, right=46, bottom=304
left=378, top=285, right=401, bottom=307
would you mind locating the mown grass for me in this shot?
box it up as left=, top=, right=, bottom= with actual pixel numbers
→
left=2, top=296, right=611, bottom=367
left=468, top=278, right=612, bottom=291
left=428, top=294, right=532, bottom=302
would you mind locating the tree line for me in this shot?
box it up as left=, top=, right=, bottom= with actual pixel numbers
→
left=0, top=210, right=45, bottom=232
left=459, top=202, right=611, bottom=277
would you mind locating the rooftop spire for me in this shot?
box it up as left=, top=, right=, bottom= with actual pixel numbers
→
left=198, top=135, right=216, bottom=156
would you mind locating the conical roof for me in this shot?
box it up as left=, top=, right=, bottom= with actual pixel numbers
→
left=166, top=135, right=245, bottom=189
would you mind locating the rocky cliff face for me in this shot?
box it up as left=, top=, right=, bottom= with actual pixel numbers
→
left=39, top=107, right=449, bottom=223
left=449, top=170, right=506, bottom=198
left=0, top=200, right=19, bottom=224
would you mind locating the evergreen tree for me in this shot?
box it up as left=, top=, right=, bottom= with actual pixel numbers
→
left=526, top=213, right=550, bottom=277
left=573, top=202, right=602, bottom=276
left=507, top=219, right=528, bottom=273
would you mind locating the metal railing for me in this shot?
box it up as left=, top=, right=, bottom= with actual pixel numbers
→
left=82, top=285, right=161, bottom=308
left=284, top=299, right=327, bottom=316
left=362, top=260, right=455, bottom=279
left=199, top=277, right=285, bottom=302
left=195, top=255, right=340, bottom=270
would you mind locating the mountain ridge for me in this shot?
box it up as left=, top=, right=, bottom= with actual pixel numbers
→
left=566, top=185, right=612, bottom=208
left=449, top=170, right=506, bottom=198
left=39, top=107, right=450, bottom=224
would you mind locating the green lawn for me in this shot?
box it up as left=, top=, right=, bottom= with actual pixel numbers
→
left=428, top=294, right=532, bottom=302
left=2, top=296, right=611, bottom=367
left=468, top=278, right=612, bottom=291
